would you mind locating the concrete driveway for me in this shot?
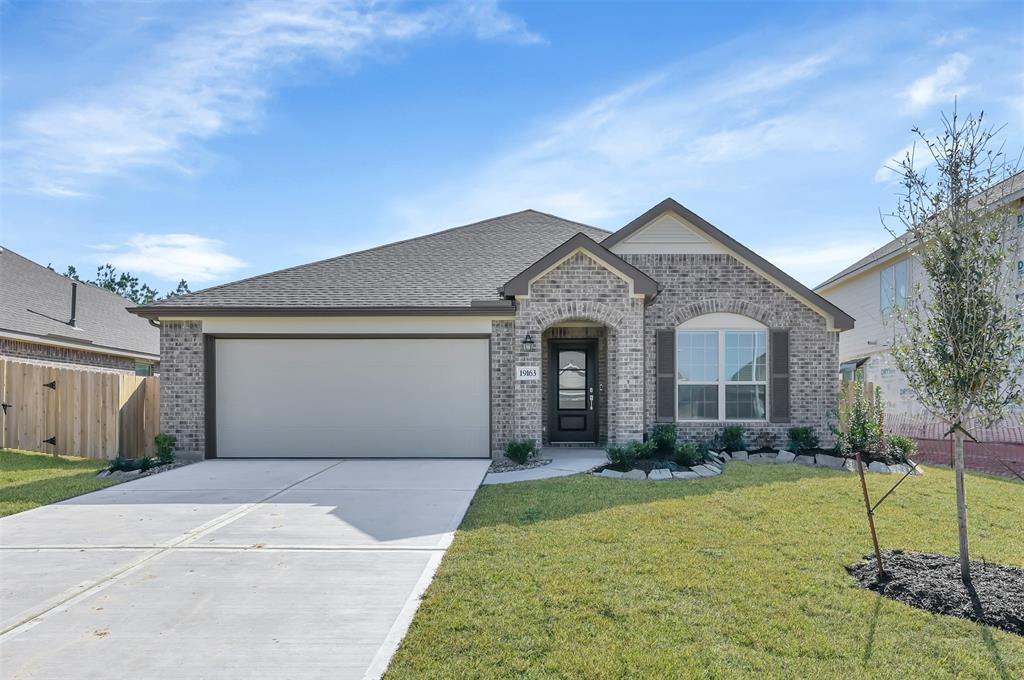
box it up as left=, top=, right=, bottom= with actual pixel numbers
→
left=0, top=458, right=489, bottom=680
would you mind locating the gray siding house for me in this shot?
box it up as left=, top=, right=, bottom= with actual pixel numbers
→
left=1, top=248, right=159, bottom=374
left=131, top=200, right=853, bottom=460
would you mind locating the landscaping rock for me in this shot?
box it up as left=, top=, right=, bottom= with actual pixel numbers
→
left=843, top=459, right=858, bottom=473
left=599, top=469, right=625, bottom=479
left=672, top=470, right=700, bottom=480
left=730, top=450, right=748, bottom=461
left=648, top=468, right=673, bottom=480
left=868, top=461, right=890, bottom=474
left=775, top=450, right=796, bottom=464
left=793, top=455, right=816, bottom=466
left=720, top=452, right=731, bottom=461
left=888, top=463, right=911, bottom=476
left=748, top=453, right=776, bottom=464
left=816, top=454, right=845, bottom=469
left=691, top=465, right=720, bottom=477
left=623, top=469, right=647, bottom=480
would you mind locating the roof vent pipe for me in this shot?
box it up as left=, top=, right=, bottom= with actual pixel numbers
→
left=69, top=282, right=78, bottom=327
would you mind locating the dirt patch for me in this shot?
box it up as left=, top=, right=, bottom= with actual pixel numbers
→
left=847, top=550, right=1024, bottom=636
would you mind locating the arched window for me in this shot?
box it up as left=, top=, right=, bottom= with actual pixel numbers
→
left=676, top=313, right=767, bottom=421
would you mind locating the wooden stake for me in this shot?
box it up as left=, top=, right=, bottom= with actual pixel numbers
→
left=856, top=451, right=884, bottom=578
left=954, top=429, right=970, bottom=581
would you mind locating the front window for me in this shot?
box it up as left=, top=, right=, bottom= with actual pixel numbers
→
left=676, top=316, right=767, bottom=421
left=880, top=259, right=909, bottom=315
left=134, top=362, right=153, bottom=377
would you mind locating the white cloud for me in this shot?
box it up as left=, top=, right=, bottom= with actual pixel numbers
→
left=929, top=28, right=975, bottom=47
left=903, top=53, right=973, bottom=113
left=4, top=0, right=538, bottom=197
left=101, top=234, right=246, bottom=283
left=761, top=237, right=893, bottom=288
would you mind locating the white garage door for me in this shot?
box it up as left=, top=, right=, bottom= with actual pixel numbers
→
left=214, top=337, right=489, bottom=458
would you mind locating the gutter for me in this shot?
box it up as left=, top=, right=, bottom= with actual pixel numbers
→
left=127, top=302, right=517, bottom=320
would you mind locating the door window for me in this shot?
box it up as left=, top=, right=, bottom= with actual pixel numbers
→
left=558, top=350, right=587, bottom=410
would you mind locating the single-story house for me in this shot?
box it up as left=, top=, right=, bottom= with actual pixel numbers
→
left=130, top=200, right=854, bottom=460
left=1, top=248, right=159, bottom=374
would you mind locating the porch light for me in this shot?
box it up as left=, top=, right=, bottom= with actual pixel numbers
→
left=522, top=333, right=536, bottom=351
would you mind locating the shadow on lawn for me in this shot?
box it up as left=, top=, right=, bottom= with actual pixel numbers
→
left=466, top=462, right=842, bottom=530
left=0, top=450, right=105, bottom=472
left=0, top=473, right=115, bottom=506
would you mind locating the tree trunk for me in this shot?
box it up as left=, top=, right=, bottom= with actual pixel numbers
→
left=954, top=429, right=970, bottom=581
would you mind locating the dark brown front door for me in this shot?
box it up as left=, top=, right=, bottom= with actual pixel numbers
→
left=549, top=340, right=597, bottom=443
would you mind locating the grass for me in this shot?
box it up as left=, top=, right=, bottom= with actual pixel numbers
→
left=0, top=448, right=120, bottom=517
left=387, top=463, right=1024, bottom=679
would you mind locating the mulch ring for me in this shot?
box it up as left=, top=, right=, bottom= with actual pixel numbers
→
left=489, top=458, right=553, bottom=473
left=847, top=550, right=1024, bottom=636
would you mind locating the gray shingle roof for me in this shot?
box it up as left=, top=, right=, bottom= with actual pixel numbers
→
left=815, top=170, right=1024, bottom=291
left=134, top=210, right=610, bottom=314
left=0, top=248, right=159, bottom=358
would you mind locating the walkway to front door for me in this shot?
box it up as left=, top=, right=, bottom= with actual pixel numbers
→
left=0, top=458, right=489, bottom=680
left=548, top=339, right=598, bottom=443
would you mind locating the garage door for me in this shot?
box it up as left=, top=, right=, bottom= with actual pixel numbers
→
left=214, top=337, right=489, bottom=458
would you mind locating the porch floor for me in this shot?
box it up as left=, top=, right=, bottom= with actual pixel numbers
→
left=482, top=447, right=606, bottom=485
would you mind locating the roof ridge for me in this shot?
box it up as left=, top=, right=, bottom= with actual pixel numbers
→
left=144, top=209, right=596, bottom=307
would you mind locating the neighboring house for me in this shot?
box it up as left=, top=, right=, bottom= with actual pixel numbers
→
left=815, top=174, right=1024, bottom=463
left=130, top=200, right=853, bottom=460
left=0, top=248, right=159, bottom=374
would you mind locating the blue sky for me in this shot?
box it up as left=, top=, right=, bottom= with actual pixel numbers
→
left=2, top=0, right=1022, bottom=290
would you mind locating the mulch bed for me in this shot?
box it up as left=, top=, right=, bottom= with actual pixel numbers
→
left=847, top=550, right=1024, bottom=636
left=489, top=458, right=553, bottom=473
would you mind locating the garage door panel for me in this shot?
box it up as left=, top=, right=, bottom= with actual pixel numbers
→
left=215, top=338, right=489, bottom=458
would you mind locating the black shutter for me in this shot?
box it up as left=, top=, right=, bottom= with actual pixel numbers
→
left=656, top=330, right=676, bottom=422
left=770, top=329, right=790, bottom=423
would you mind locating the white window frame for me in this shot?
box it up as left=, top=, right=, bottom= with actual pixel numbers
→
left=675, top=313, right=768, bottom=422
left=880, top=259, right=909, bottom=316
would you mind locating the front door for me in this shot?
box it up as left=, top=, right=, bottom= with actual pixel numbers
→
left=549, top=340, right=597, bottom=443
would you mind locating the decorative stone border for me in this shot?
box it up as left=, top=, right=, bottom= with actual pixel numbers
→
left=594, top=450, right=923, bottom=481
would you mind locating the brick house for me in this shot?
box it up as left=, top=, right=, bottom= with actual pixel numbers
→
left=1, top=248, right=159, bottom=374
left=130, top=199, right=853, bottom=461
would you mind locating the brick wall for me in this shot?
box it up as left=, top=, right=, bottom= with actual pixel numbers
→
left=159, top=321, right=205, bottom=457
left=490, top=320, right=515, bottom=456
left=0, top=337, right=141, bottom=373
left=622, top=253, right=840, bottom=447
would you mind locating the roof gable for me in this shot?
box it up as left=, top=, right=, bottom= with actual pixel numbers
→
left=500, top=233, right=660, bottom=298
left=604, top=199, right=855, bottom=331
left=607, top=211, right=727, bottom=255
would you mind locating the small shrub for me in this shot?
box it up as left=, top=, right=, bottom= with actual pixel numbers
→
left=787, top=427, right=819, bottom=454
left=631, top=440, right=656, bottom=460
left=139, top=457, right=153, bottom=471
left=842, top=382, right=885, bottom=455
left=720, top=426, right=746, bottom=453
left=108, top=457, right=127, bottom=472
left=154, top=433, right=177, bottom=465
left=505, top=439, right=537, bottom=464
left=650, top=424, right=677, bottom=453
left=606, top=443, right=638, bottom=470
left=674, top=443, right=699, bottom=467
left=887, top=435, right=918, bottom=463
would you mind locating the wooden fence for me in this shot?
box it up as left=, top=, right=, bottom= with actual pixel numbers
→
left=0, top=359, right=159, bottom=459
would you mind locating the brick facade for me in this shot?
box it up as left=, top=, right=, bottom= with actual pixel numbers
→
left=0, top=337, right=143, bottom=373
left=621, top=253, right=840, bottom=447
left=159, top=321, right=205, bottom=458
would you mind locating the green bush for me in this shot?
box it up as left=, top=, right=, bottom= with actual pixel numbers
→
left=674, top=443, right=700, bottom=467
left=505, top=439, right=537, bottom=464
left=887, top=435, right=918, bottom=463
left=632, top=440, right=656, bottom=460
left=841, top=382, right=885, bottom=455
left=108, top=457, right=152, bottom=472
left=154, top=433, right=177, bottom=465
left=606, top=443, right=636, bottom=470
left=787, top=427, right=819, bottom=454
left=651, top=424, right=677, bottom=453
left=720, top=426, right=745, bottom=452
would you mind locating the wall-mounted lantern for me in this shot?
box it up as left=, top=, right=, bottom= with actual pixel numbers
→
left=522, top=333, right=536, bottom=352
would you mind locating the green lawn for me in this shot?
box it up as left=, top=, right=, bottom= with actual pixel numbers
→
left=0, top=448, right=120, bottom=517
left=387, top=463, right=1024, bottom=679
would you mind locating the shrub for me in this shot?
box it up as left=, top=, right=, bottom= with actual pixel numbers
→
left=674, top=443, right=699, bottom=467
left=720, top=426, right=745, bottom=453
left=108, top=457, right=153, bottom=472
left=505, top=439, right=537, bottom=464
left=606, top=443, right=637, bottom=470
left=787, top=427, right=819, bottom=454
left=154, top=433, right=177, bottom=465
left=108, top=457, right=127, bottom=472
left=651, top=424, right=677, bottom=453
left=842, top=382, right=885, bottom=455
left=631, top=439, right=656, bottom=460
left=887, top=435, right=918, bottom=463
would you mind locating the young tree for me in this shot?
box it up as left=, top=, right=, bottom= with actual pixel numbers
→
left=886, top=109, right=1023, bottom=581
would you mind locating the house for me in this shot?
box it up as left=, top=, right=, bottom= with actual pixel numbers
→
left=129, top=200, right=854, bottom=460
left=0, top=248, right=159, bottom=374
left=815, top=173, right=1024, bottom=466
